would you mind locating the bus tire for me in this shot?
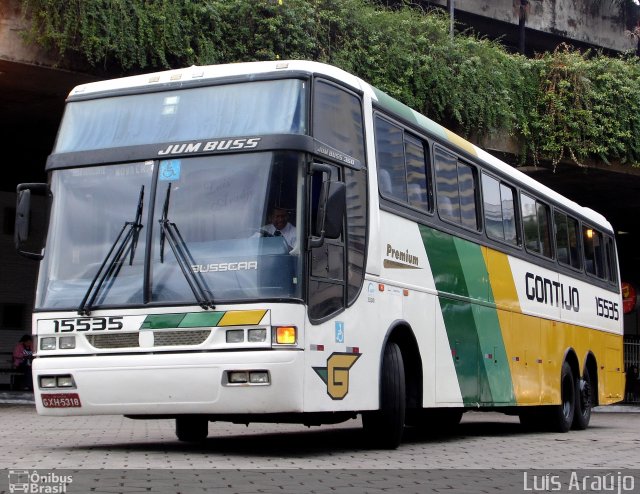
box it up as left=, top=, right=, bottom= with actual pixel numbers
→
left=572, top=367, right=592, bottom=430
left=362, top=341, right=406, bottom=449
left=175, top=416, right=208, bottom=442
left=549, top=361, right=575, bottom=433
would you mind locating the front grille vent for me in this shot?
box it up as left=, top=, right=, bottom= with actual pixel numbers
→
left=86, top=333, right=140, bottom=349
left=153, top=330, right=210, bottom=347
left=85, top=329, right=212, bottom=349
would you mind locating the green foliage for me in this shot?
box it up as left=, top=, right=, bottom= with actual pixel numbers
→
left=19, top=0, right=640, bottom=167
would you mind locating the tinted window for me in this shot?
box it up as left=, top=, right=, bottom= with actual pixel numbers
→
left=501, top=184, right=517, bottom=244
left=375, top=117, right=406, bottom=201
left=482, top=175, right=517, bottom=245
left=521, top=193, right=552, bottom=258
left=435, top=148, right=477, bottom=229
left=458, top=164, right=478, bottom=229
left=583, top=226, right=604, bottom=278
left=405, top=136, right=429, bottom=211
left=435, top=148, right=461, bottom=223
left=313, top=80, right=365, bottom=163
left=345, top=166, right=367, bottom=304
left=483, top=175, right=502, bottom=239
left=56, top=79, right=307, bottom=153
left=605, top=236, right=618, bottom=283
left=555, top=211, right=581, bottom=269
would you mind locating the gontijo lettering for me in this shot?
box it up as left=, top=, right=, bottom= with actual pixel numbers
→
left=525, top=272, right=580, bottom=312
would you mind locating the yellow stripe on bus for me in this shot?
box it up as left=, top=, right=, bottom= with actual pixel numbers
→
left=482, top=247, right=625, bottom=406
left=218, top=310, right=268, bottom=327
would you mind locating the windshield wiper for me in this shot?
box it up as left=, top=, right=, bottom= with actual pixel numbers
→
left=159, top=183, right=215, bottom=310
left=77, top=186, right=145, bottom=315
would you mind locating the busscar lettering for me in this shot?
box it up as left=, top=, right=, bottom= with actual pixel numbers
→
left=191, top=261, right=258, bottom=273
left=525, top=272, right=580, bottom=312
left=158, top=137, right=261, bottom=156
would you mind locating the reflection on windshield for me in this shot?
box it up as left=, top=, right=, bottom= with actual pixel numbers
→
left=151, top=152, right=303, bottom=304
left=157, top=182, right=215, bottom=309
left=55, top=79, right=307, bottom=153
left=77, top=185, right=145, bottom=315
left=36, top=152, right=303, bottom=310
left=37, top=163, right=154, bottom=309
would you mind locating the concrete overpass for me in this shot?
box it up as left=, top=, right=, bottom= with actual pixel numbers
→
left=0, top=0, right=639, bottom=339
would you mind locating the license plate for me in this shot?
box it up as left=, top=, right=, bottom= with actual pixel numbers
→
left=42, top=393, right=82, bottom=408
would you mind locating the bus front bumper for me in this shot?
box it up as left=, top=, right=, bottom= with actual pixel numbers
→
left=33, top=350, right=304, bottom=416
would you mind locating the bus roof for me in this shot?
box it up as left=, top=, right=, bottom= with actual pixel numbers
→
left=69, top=60, right=613, bottom=232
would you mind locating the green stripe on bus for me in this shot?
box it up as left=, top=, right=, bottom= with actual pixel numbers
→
left=420, top=225, right=515, bottom=405
left=453, top=238, right=514, bottom=404
left=140, top=312, right=225, bottom=329
left=179, top=312, right=225, bottom=328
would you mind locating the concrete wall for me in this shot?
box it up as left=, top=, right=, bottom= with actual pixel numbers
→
left=431, top=0, right=637, bottom=52
left=0, top=0, right=58, bottom=65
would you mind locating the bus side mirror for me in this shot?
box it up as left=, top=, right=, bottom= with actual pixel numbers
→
left=320, top=181, right=346, bottom=239
left=15, top=183, right=49, bottom=260
left=309, top=162, right=346, bottom=248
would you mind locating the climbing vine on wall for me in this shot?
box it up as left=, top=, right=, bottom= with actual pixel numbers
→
left=19, top=0, right=640, bottom=167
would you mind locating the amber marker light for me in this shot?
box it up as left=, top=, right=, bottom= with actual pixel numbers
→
left=274, top=326, right=297, bottom=345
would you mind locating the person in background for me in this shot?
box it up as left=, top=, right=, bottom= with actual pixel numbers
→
left=13, top=334, right=34, bottom=391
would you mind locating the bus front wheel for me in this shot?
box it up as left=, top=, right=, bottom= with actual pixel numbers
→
left=175, top=416, right=208, bottom=442
left=362, top=341, right=406, bottom=449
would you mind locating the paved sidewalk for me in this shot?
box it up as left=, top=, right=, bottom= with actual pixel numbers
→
left=2, top=390, right=639, bottom=411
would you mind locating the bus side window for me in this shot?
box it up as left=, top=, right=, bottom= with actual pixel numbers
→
left=521, top=193, right=552, bottom=258
left=313, top=79, right=365, bottom=164
left=435, top=148, right=461, bottom=223
left=375, top=117, right=406, bottom=202
left=605, top=236, right=618, bottom=283
left=583, top=225, right=604, bottom=278
left=482, top=174, right=517, bottom=245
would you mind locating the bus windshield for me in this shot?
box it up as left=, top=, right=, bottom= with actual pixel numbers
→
left=36, top=152, right=303, bottom=310
left=54, top=79, right=307, bottom=153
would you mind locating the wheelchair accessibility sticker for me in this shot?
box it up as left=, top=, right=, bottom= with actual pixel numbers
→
left=159, top=160, right=181, bottom=181
left=313, top=352, right=361, bottom=400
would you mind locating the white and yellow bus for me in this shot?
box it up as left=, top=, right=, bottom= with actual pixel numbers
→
left=16, top=61, right=624, bottom=448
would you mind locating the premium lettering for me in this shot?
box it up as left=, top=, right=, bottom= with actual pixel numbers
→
left=386, top=244, right=419, bottom=267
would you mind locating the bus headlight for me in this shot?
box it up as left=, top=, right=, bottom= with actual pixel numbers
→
left=59, top=336, right=76, bottom=349
left=248, top=329, right=266, bottom=342
left=56, top=375, right=76, bottom=388
left=40, top=338, right=56, bottom=350
left=249, top=371, right=270, bottom=384
left=39, top=376, right=57, bottom=388
left=228, top=371, right=248, bottom=384
left=226, top=330, right=244, bottom=343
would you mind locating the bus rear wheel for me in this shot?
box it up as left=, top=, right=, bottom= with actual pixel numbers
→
left=175, top=416, right=208, bottom=442
left=572, top=367, right=592, bottom=430
left=549, top=361, right=576, bottom=433
left=362, top=341, right=406, bottom=449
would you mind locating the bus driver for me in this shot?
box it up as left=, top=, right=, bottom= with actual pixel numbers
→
left=262, top=206, right=296, bottom=251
